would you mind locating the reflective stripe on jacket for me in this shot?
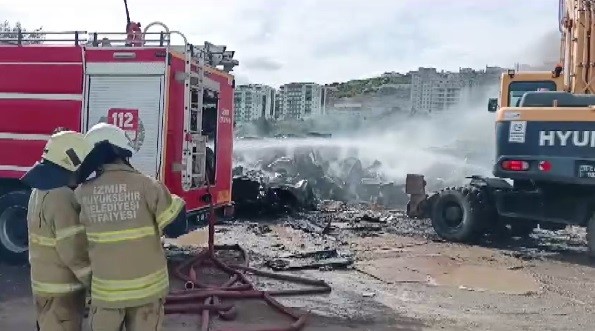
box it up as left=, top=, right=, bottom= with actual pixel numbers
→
left=28, top=188, right=91, bottom=297
left=75, top=163, right=185, bottom=308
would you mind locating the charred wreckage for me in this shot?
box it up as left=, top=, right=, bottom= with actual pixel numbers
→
left=230, top=146, right=409, bottom=216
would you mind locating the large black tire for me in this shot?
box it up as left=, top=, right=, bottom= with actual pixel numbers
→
left=587, top=214, right=595, bottom=258
left=430, top=186, right=493, bottom=242
left=508, top=221, right=537, bottom=238
left=539, top=222, right=567, bottom=231
left=0, top=190, right=30, bottom=265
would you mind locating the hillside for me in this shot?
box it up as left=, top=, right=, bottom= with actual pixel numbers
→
left=327, top=73, right=412, bottom=98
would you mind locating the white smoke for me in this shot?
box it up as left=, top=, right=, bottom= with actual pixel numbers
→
left=232, top=27, right=554, bottom=195
left=521, top=29, right=561, bottom=66
left=233, top=84, right=499, bottom=191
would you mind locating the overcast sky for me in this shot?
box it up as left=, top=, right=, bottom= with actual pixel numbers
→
left=1, top=0, right=561, bottom=86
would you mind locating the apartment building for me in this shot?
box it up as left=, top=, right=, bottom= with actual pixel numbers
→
left=410, top=67, right=460, bottom=114
left=233, top=84, right=276, bottom=122
left=277, top=82, right=326, bottom=120
left=410, top=67, right=503, bottom=114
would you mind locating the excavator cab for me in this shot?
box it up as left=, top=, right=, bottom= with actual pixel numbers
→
left=487, top=70, right=564, bottom=112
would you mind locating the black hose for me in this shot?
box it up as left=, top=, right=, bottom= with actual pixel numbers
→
left=123, top=0, right=131, bottom=30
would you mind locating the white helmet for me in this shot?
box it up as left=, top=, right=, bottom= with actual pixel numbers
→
left=85, top=123, right=135, bottom=155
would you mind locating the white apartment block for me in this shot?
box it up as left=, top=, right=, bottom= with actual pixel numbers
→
left=277, top=82, right=326, bottom=120
left=233, top=84, right=276, bottom=122
left=410, top=67, right=461, bottom=114
left=410, top=67, right=503, bottom=114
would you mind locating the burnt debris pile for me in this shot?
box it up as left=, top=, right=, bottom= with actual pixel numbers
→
left=231, top=143, right=409, bottom=216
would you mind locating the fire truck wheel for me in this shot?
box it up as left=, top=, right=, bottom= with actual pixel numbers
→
left=430, top=186, right=490, bottom=243
left=0, top=190, right=30, bottom=265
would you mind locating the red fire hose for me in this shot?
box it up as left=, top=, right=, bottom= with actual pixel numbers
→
left=164, top=180, right=332, bottom=331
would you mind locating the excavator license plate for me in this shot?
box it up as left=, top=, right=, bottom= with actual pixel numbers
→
left=576, top=161, right=595, bottom=178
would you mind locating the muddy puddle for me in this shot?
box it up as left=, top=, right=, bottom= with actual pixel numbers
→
left=167, top=221, right=542, bottom=296
left=166, top=229, right=210, bottom=247
left=433, top=264, right=540, bottom=294
left=166, top=224, right=331, bottom=259
left=357, top=255, right=540, bottom=295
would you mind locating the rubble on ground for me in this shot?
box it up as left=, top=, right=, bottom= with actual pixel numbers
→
left=167, top=200, right=421, bottom=272
left=265, top=248, right=354, bottom=271
left=231, top=173, right=317, bottom=216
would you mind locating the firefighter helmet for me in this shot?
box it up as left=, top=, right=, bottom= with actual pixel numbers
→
left=21, top=131, right=92, bottom=190
left=84, top=123, right=135, bottom=155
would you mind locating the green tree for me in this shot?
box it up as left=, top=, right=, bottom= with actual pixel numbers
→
left=0, top=21, right=44, bottom=44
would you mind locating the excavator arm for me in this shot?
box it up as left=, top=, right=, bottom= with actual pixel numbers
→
left=560, top=0, right=595, bottom=94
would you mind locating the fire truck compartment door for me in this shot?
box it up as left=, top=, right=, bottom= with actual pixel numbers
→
left=84, top=75, right=165, bottom=178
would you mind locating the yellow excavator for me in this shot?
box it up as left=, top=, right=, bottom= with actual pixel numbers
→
left=407, top=0, right=595, bottom=256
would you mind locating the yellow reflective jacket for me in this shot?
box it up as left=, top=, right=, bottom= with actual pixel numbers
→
left=28, top=187, right=91, bottom=297
left=74, top=163, right=185, bottom=308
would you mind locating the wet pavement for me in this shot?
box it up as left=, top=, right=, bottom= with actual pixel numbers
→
left=166, top=204, right=595, bottom=331
left=2, top=204, right=595, bottom=330
left=0, top=264, right=429, bottom=331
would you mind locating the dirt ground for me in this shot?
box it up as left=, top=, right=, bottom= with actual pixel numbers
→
left=2, top=206, right=595, bottom=330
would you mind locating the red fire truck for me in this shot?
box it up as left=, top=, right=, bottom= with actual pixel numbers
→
left=0, top=22, right=238, bottom=264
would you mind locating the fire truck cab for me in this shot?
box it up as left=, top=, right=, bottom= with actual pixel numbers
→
left=0, top=23, right=238, bottom=264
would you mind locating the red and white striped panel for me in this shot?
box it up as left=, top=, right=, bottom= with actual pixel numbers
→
left=0, top=46, right=84, bottom=177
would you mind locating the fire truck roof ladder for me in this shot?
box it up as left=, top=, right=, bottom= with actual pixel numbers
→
left=180, top=41, right=207, bottom=190
left=0, top=30, right=87, bottom=45
left=0, top=28, right=173, bottom=47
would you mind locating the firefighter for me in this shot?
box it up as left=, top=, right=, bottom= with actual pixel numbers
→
left=125, top=21, right=143, bottom=47
left=20, top=129, right=93, bottom=331
left=75, top=123, right=186, bottom=331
